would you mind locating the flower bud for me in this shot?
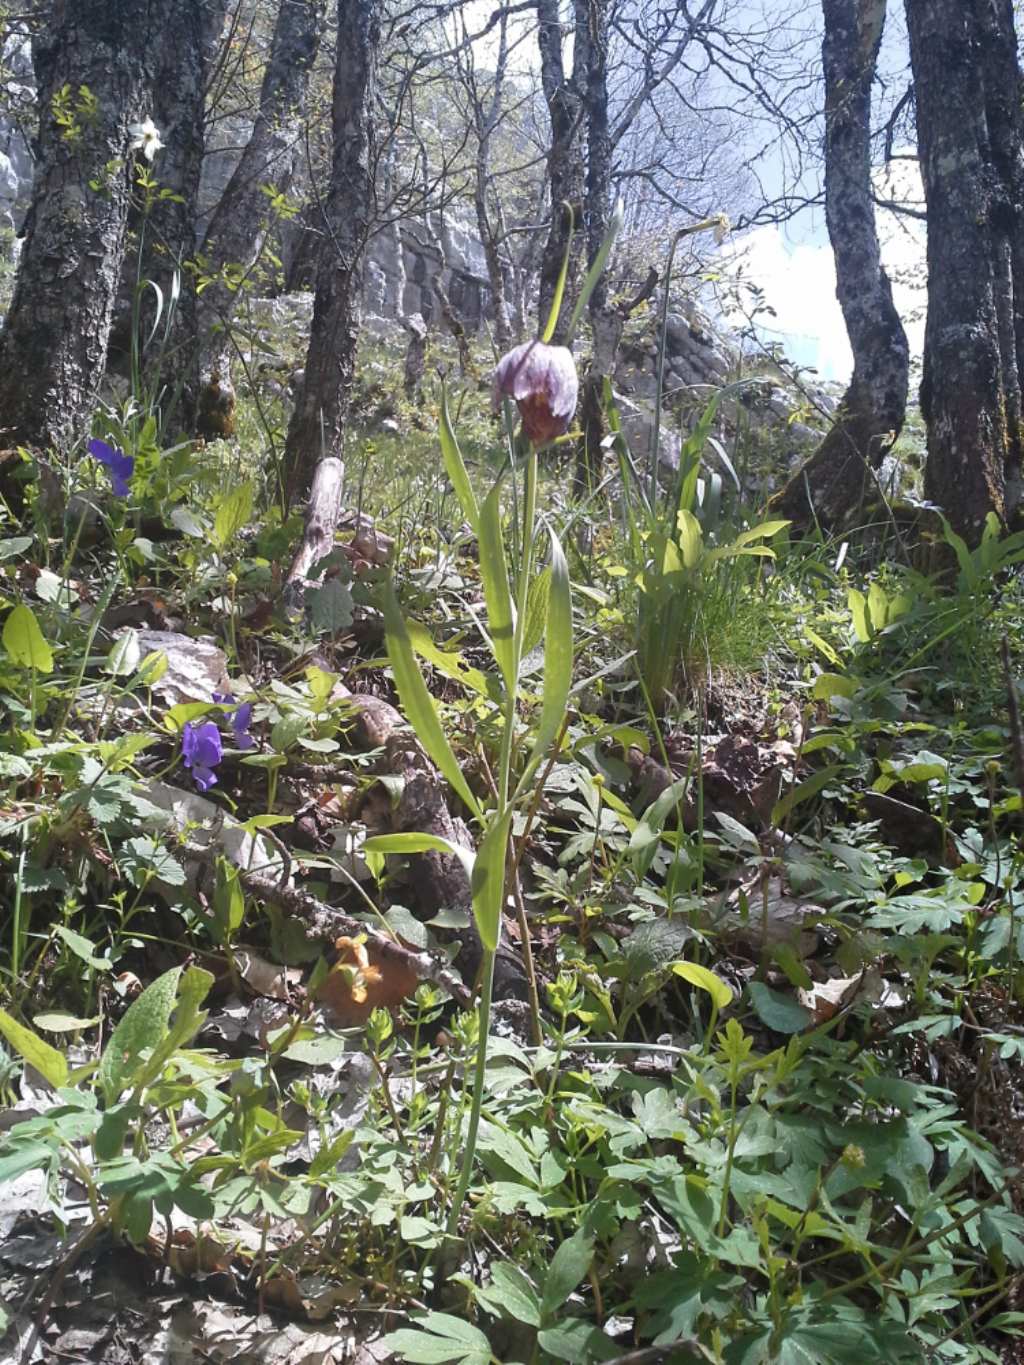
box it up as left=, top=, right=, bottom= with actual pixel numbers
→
left=493, top=340, right=579, bottom=446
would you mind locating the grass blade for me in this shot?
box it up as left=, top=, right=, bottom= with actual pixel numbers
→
left=382, top=577, right=481, bottom=819
left=440, top=384, right=480, bottom=533
left=565, top=199, right=624, bottom=343
left=540, top=203, right=574, bottom=344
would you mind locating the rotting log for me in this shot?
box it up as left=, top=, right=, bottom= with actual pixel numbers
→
left=284, top=459, right=394, bottom=610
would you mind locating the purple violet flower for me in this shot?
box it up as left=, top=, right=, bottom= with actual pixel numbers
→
left=88, top=438, right=135, bottom=498
left=231, top=701, right=255, bottom=750
left=182, top=720, right=222, bottom=792
left=213, top=691, right=256, bottom=751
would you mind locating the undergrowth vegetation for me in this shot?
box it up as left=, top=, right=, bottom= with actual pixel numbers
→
left=3, top=317, right=1024, bottom=1363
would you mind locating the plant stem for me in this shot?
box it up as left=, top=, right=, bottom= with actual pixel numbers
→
left=446, top=945, right=495, bottom=1235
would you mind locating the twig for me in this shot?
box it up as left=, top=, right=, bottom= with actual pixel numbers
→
left=601, top=1341, right=705, bottom=1365
left=182, top=841, right=471, bottom=1006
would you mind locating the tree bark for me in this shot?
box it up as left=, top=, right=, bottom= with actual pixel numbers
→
left=0, top=0, right=168, bottom=485
left=465, top=11, right=513, bottom=352
left=974, top=0, right=1024, bottom=496
left=769, top=0, right=908, bottom=532
left=132, top=0, right=218, bottom=438
left=907, top=0, right=1009, bottom=541
left=283, top=0, right=380, bottom=499
left=197, top=0, right=326, bottom=389
left=577, top=0, right=612, bottom=494
left=535, top=0, right=587, bottom=340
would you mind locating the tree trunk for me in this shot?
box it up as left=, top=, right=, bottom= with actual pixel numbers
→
left=468, top=12, right=513, bottom=352
left=769, top=0, right=908, bottom=532
left=577, top=0, right=612, bottom=494
left=283, top=0, right=380, bottom=499
left=197, top=0, right=326, bottom=389
left=0, top=0, right=167, bottom=485
left=535, top=0, right=587, bottom=340
left=907, top=0, right=1008, bottom=541
left=136, top=0, right=218, bottom=437
left=974, top=0, right=1024, bottom=499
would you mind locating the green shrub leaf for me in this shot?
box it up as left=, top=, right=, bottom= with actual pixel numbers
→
left=3, top=604, right=53, bottom=673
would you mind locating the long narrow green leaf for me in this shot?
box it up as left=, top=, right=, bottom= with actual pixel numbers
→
left=675, top=392, right=721, bottom=520
left=471, top=806, right=514, bottom=951
left=406, top=619, right=494, bottom=699
left=728, top=519, right=791, bottom=550
left=382, top=578, right=481, bottom=818
left=479, top=482, right=517, bottom=692
left=522, top=566, right=551, bottom=658
left=516, top=527, right=573, bottom=797
left=672, top=962, right=733, bottom=1010
left=540, top=203, right=574, bottom=343
left=565, top=199, right=625, bottom=343
left=440, top=385, right=480, bottom=533
left=363, top=832, right=475, bottom=881
left=771, top=764, right=842, bottom=826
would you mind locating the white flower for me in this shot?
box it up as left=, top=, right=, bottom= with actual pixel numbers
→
left=713, top=213, right=732, bottom=246
left=128, top=117, right=163, bottom=162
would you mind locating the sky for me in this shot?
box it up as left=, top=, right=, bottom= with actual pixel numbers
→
left=710, top=2, right=924, bottom=385
left=721, top=175, right=927, bottom=384
left=463, top=0, right=926, bottom=385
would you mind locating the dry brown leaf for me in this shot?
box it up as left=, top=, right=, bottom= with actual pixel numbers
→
left=233, top=946, right=302, bottom=1001
left=720, top=876, right=823, bottom=956
left=797, top=967, right=904, bottom=1023
left=315, top=936, right=420, bottom=1026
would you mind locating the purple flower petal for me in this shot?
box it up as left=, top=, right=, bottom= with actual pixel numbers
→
left=493, top=341, right=579, bottom=445
left=88, top=437, right=134, bottom=497
left=213, top=691, right=235, bottom=705
left=181, top=720, right=222, bottom=790
left=181, top=724, right=198, bottom=766
left=192, top=765, right=218, bottom=792
left=88, top=438, right=116, bottom=466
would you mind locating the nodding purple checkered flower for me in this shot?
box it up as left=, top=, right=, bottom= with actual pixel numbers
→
left=88, top=438, right=134, bottom=497
left=181, top=720, right=222, bottom=793
left=493, top=340, right=579, bottom=446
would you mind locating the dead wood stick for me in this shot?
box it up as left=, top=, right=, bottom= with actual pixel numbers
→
left=242, top=869, right=471, bottom=1005
left=285, top=454, right=346, bottom=594
left=183, top=841, right=471, bottom=1006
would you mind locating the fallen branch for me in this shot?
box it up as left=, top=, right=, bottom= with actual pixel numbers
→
left=183, top=840, right=472, bottom=1007
left=285, top=455, right=346, bottom=603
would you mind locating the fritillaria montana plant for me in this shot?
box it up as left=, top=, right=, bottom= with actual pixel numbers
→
left=365, top=203, right=623, bottom=1238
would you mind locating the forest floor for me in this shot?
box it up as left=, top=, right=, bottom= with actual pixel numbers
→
left=1, top=328, right=1024, bottom=1364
